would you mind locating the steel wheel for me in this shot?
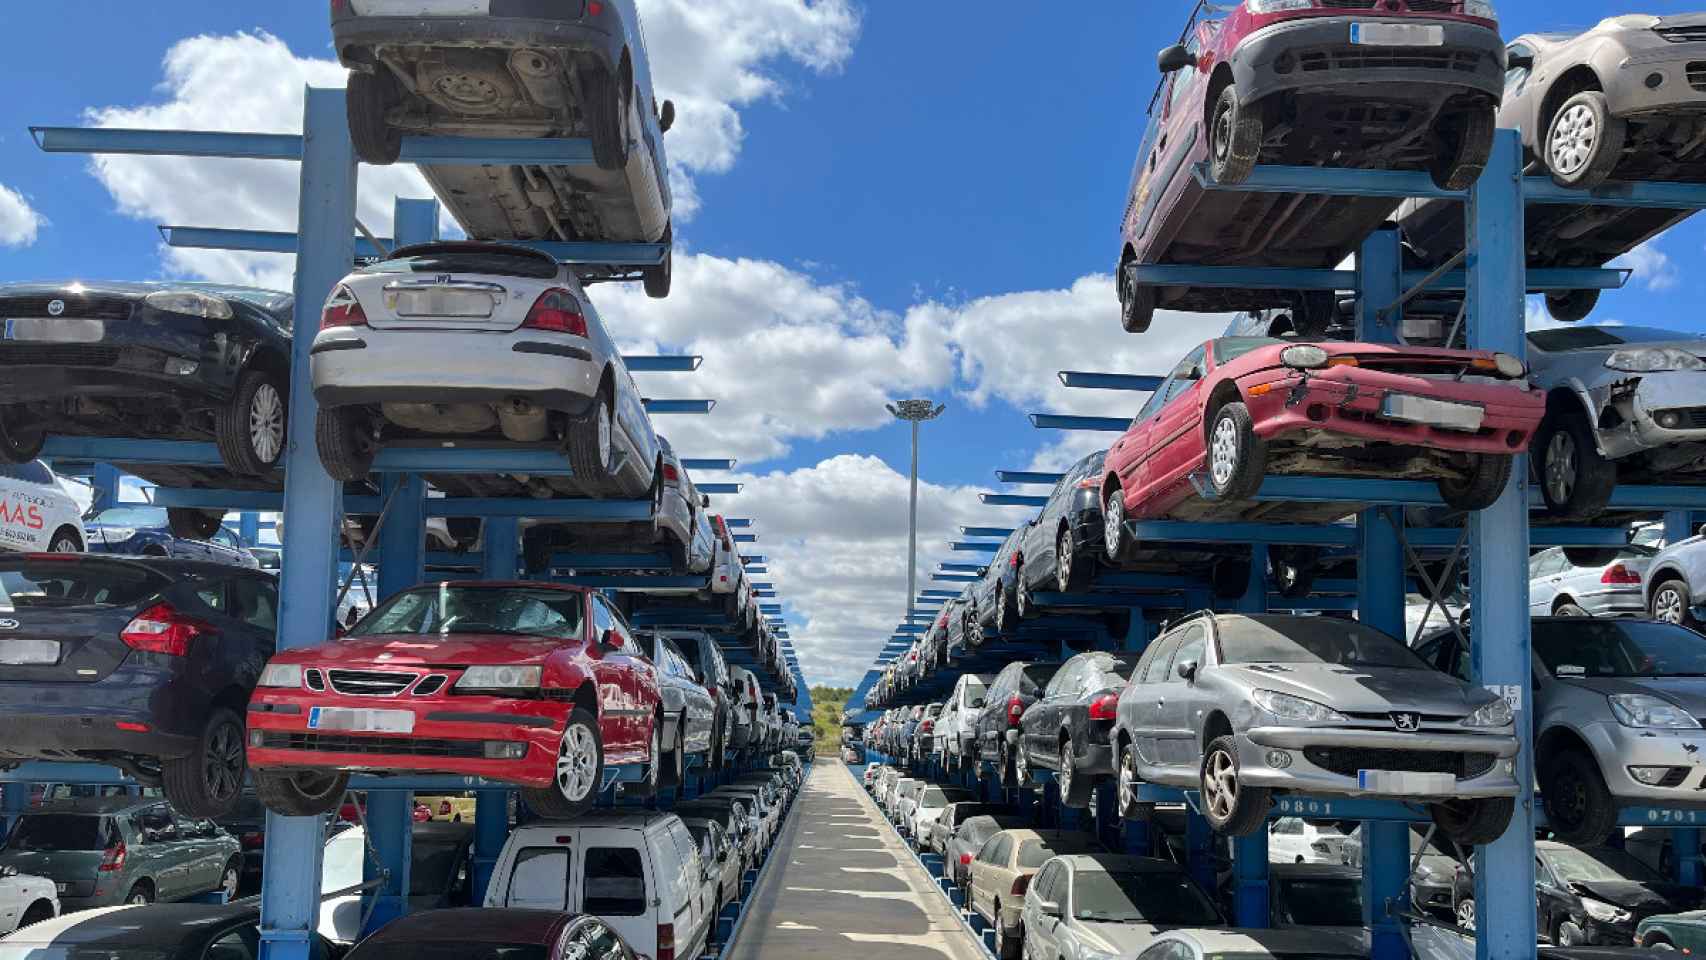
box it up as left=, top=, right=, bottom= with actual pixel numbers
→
left=127, top=889, right=150, bottom=906
left=556, top=723, right=600, bottom=802
left=1544, top=430, right=1577, bottom=505
left=1655, top=584, right=1688, bottom=624
left=1210, top=416, right=1240, bottom=489
left=248, top=382, right=284, bottom=465
left=1204, top=748, right=1238, bottom=821
left=1549, top=103, right=1597, bottom=178
left=1455, top=898, right=1476, bottom=931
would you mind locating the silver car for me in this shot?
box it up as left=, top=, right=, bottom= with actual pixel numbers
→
left=1525, top=325, right=1706, bottom=520
left=1528, top=544, right=1656, bottom=618
left=1646, top=529, right=1706, bottom=628
left=1020, top=854, right=1224, bottom=960
left=1112, top=613, right=1519, bottom=844
left=1418, top=616, right=1706, bottom=845
left=311, top=241, right=661, bottom=500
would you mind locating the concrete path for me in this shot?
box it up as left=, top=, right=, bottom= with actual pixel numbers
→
left=723, top=759, right=986, bottom=960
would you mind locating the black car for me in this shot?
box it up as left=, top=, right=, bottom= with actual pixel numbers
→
left=1263, top=862, right=1365, bottom=927
left=633, top=630, right=716, bottom=787
left=1016, top=451, right=1107, bottom=604
left=0, top=554, right=278, bottom=817
left=344, top=908, right=644, bottom=960
left=973, top=660, right=1061, bottom=788
left=1533, top=841, right=1703, bottom=947
left=0, top=902, right=337, bottom=960
left=1015, top=650, right=1141, bottom=807
left=0, top=282, right=296, bottom=521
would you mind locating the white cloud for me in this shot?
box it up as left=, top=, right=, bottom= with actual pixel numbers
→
left=0, top=182, right=46, bottom=248
left=1613, top=239, right=1679, bottom=292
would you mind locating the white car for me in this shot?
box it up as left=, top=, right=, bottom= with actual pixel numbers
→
left=310, top=241, right=662, bottom=501
left=1267, top=818, right=1349, bottom=865
left=0, top=866, right=57, bottom=933
left=946, top=673, right=991, bottom=766
left=0, top=461, right=84, bottom=554
left=709, top=516, right=747, bottom=613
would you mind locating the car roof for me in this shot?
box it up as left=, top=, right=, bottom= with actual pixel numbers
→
left=515, top=810, right=675, bottom=830
left=27, top=796, right=160, bottom=815
left=1056, top=854, right=1187, bottom=874
left=3, top=903, right=258, bottom=947
left=359, top=908, right=570, bottom=947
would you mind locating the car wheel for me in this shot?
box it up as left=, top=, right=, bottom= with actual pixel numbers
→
left=17, top=900, right=54, bottom=928
left=1118, top=743, right=1152, bottom=821
left=993, top=904, right=1017, bottom=960
left=1455, top=897, right=1476, bottom=932
left=1059, top=741, right=1090, bottom=808
left=1544, top=288, right=1600, bottom=324
left=1057, top=526, right=1091, bottom=593
left=346, top=69, right=402, bottom=165
left=1207, top=402, right=1266, bottom=500
left=163, top=707, right=247, bottom=818
left=995, top=585, right=1012, bottom=635
left=644, top=224, right=672, bottom=299
left=522, top=709, right=606, bottom=818
left=581, top=64, right=630, bottom=171
left=1119, top=260, right=1156, bottom=334
left=1102, top=488, right=1128, bottom=563
left=1436, top=454, right=1513, bottom=512
left=46, top=526, right=82, bottom=553
left=1545, top=90, right=1626, bottom=190
left=565, top=389, right=617, bottom=491
left=0, top=406, right=45, bottom=464
left=1209, top=83, right=1262, bottom=185
left=1558, top=920, right=1586, bottom=948
left=218, top=369, right=287, bottom=475
left=998, top=743, right=1015, bottom=788
left=1428, top=797, right=1514, bottom=847
left=1016, top=576, right=1036, bottom=620
left=1553, top=601, right=1590, bottom=617
left=125, top=883, right=154, bottom=906
left=253, top=768, right=349, bottom=817
left=1210, top=554, right=1253, bottom=601
left=1269, top=546, right=1320, bottom=600
left=219, top=857, right=241, bottom=901
left=664, top=721, right=686, bottom=789
left=1429, top=98, right=1495, bottom=191
left=315, top=407, right=376, bottom=482
left=1653, top=579, right=1699, bottom=628
left=1014, top=741, right=1031, bottom=786
left=1200, top=734, right=1268, bottom=836
left=167, top=508, right=224, bottom=541
left=1534, top=407, right=1615, bottom=520
left=1646, top=935, right=1677, bottom=951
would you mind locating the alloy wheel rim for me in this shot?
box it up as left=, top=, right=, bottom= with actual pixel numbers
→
left=1058, top=530, right=1073, bottom=591
left=1657, top=587, right=1686, bottom=624
left=1059, top=746, right=1073, bottom=797
left=556, top=724, right=598, bottom=801
left=1204, top=749, right=1237, bottom=820
left=1545, top=432, right=1576, bottom=504
left=1104, top=495, right=1123, bottom=558
left=1210, top=417, right=1239, bottom=488
left=130, top=893, right=148, bottom=905
left=249, top=383, right=284, bottom=464
left=206, top=722, right=244, bottom=803
left=51, top=536, right=77, bottom=553
left=1120, top=750, right=1137, bottom=811
left=1457, top=899, right=1475, bottom=930
left=222, top=867, right=238, bottom=899
left=596, top=403, right=613, bottom=470
left=1550, top=104, right=1597, bottom=176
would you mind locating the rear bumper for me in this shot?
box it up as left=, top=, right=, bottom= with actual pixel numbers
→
left=333, top=11, right=616, bottom=68
left=1232, top=15, right=1505, bottom=105
left=311, top=327, right=601, bottom=415
left=1243, top=367, right=1543, bottom=456
left=0, top=668, right=207, bottom=761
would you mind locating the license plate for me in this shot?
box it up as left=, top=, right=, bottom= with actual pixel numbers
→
left=3, top=317, right=104, bottom=342
left=350, top=0, right=489, bottom=14
left=1381, top=393, right=1484, bottom=431
left=1358, top=769, right=1457, bottom=794
left=386, top=289, right=495, bottom=319
left=0, top=639, right=60, bottom=665
left=308, top=707, right=414, bottom=734
left=55, top=882, right=68, bottom=894
left=1350, top=22, right=1445, bottom=46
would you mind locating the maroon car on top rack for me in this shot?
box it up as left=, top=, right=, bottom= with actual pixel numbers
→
left=1116, top=0, right=1506, bottom=336
left=245, top=581, right=662, bottom=820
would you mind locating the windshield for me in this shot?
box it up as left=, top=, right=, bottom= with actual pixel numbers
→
left=1545, top=846, right=1663, bottom=885
left=1073, top=870, right=1222, bottom=924
left=1214, top=337, right=1284, bottom=365
left=349, top=585, right=585, bottom=640
left=364, top=247, right=559, bottom=280
left=1275, top=877, right=1363, bottom=926
left=87, top=506, right=167, bottom=528
left=1217, top=616, right=1430, bottom=670
left=4, top=814, right=111, bottom=852
left=1018, top=838, right=1092, bottom=869
left=1534, top=619, right=1706, bottom=678
left=0, top=559, right=166, bottom=610
left=1526, top=326, right=1699, bottom=352
left=341, top=945, right=547, bottom=960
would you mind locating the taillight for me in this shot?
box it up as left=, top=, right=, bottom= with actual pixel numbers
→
left=121, top=604, right=209, bottom=656
left=320, top=284, right=366, bottom=329
left=439, top=800, right=452, bottom=814
left=1008, top=553, right=1020, bottom=568
left=656, top=922, right=675, bottom=960
left=1006, top=695, right=1025, bottom=726
left=921, top=720, right=933, bottom=733
left=240, top=831, right=264, bottom=849
left=662, top=462, right=680, bottom=484
left=1075, top=477, right=1099, bottom=489
left=960, top=853, right=973, bottom=866
left=522, top=288, right=588, bottom=336
left=1011, top=875, right=1030, bottom=897
left=1602, top=564, right=1642, bottom=585
left=1088, top=692, right=1120, bottom=721
left=98, top=840, right=127, bottom=872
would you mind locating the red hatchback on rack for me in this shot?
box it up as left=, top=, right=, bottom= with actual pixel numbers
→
left=1099, top=337, right=1545, bottom=552
left=246, top=581, right=661, bottom=820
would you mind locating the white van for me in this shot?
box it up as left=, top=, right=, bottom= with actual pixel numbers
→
left=0, top=460, right=84, bottom=553
left=483, top=811, right=711, bottom=960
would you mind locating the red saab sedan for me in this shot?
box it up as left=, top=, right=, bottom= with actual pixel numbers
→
left=1101, top=337, right=1545, bottom=556
left=246, top=581, right=661, bottom=819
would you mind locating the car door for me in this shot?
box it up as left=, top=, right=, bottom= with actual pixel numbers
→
left=590, top=596, right=649, bottom=758
left=1155, top=623, right=1209, bottom=771
left=971, top=834, right=1012, bottom=922
left=1141, top=346, right=1210, bottom=505
left=0, top=463, right=44, bottom=552
left=1133, top=25, right=1210, bottom=249
left=1131, top=632, right=1185, bottom=767
left=1529, top=549, right=1566, bottom=614
left=574, top=835, right=655, bottom=956
left=1109, top=374, right=1174, bottom=500
left=1028, top=860, right=1068, bottom=960
left=136, top=804, right=191, bottom=900
left=1028, top=661, right=1081, bottom=768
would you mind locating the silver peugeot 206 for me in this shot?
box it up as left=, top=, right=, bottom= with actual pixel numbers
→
left=1111, top=612, right=1519, bottom=846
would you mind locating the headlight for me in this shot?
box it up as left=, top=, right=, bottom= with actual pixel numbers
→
left=1247, top=0, right=1314, bottom=11
left=1281, top=345, right=1329, bottom=370
left=144, top=290, right=234, bottom=320
left=1492, top=353, right=1525, bottom=378
left=258, top=663, right=303, bottom=688
left=1581, top=897, right=1632, bottom=924
left=1463, top=697, right=1514, bottom=728
left=1462, top=0, right=1497, bottom=20
left=1604, top=348, right=1706, bottom=373
left=1609, top=693, right=1701, bottom=729
left=1252, top=689, right=1347, bottom=723
left=97, top=526, right=137, bottom=542
left=1081, top=951, right=1121, bottom=960
left=455, top=665, right=543, bottom=690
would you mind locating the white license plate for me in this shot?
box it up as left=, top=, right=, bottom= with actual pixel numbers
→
left=1358, top=769, right=1457, bottom=794
left=308, top=707, right=415, bottom=734
left=1382, top=393, right=1484, bottom=431
left=1350, top=22, right=1445, bottom=46
left=387, top=289, right=495, bottom=319
left=3, top=318, right=104, bottom=342
left=55, top=882, right=68, bottom=894
left=0, top=639, right=60, bottom=665
left=350, top=0, right=489, bottom=14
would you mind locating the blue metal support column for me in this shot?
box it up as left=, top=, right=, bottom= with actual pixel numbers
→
left=1356, top=227, right=1414, bottom=960
left=1466, top=130, right=1538, bottom=960
left=259, top=87, right=354, bottom=960
left=92, top=463, right=121, bottom=510
left=240, top=512, right=260, bottom=546
left=1, top=780, right=26, bottom=835
left=1230, top=547, right=1269, bottom=927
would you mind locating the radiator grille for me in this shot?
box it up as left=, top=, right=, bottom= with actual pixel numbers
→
left=0, top=344, right=120, bottom=367
left=1658, top=26, right=1706, bottom=43
left=1320, top=0, right=1457, bottom=9
left=0, top=296, right=133, bottom=321
left=1303, top=746, right=1496, bottom=779
left=326, top=669, right=417, bottom=696
left=1299, top=49, right=1481, bottom=73
left=1688, top=62, right=1706, bottom=93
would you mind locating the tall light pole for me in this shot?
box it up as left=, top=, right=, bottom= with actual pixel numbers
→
left=886, top=399, right=946, bottom=623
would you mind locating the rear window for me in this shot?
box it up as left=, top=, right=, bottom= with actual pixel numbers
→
left=1019, top=664, right=1058, bottom=694
left=1527, top=326, right=1698, bottom=351
left=921, top=788, right=948, bottom=806
left=0, top=559, right=166, bottom=610
left=1217, top=616, right=1428, bottom=670
left=582, top=847, right=646, bottom=916
left=363, top=246, right=559, bottom=280
left=5, top=814, right=112, bottom=851
left=1017, top=838, right=1089, bottom=869
left=1276, top=877, right=1364, bottom=926
left=350, top=585, right=584, bottom=641
left=504, top=848, right=568, bottom=910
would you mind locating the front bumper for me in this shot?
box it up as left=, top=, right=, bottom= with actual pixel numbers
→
left=1579, top=720, right=1706, bottom=806
left=1591, top=371, right=1706, bottom=461
left=1604, top=44, right=1706, bottom=119
left=1237, top=724, right=1520, bottom=799
left=1232, top=15, right=1505, bottom=105
left=333, top=8, right=616, bottom=70
left=311, top=326, right=601, bottom=414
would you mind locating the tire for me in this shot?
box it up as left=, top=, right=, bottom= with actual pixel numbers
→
left=1119, top=261, right=1156, bottom=334
left=565, top=389, right=616, bottom=491
left=1211, top=555, right=1253, bottom=600
left=0, top=407, right=44, bottom=464
left=1270, top=546, right=1320, bottom=600
left=522, top=708, right=605, bottom=818
left=1455, top=897, right=1476, bottom=932
left=1535, top=407, right=1616, bottom=520
left=167, top=508, right=224, bottom=541
left=712, top=715, right=726, bottom=772
left=1102, top=488, right=1129, bottom=563
left=644, top=224, right=672, bottom=299
left=1646, top=935, right=1677, bottom=951
left=1209, top=84, right=1262, bottom=186
left=218, top=856, right=241, bottom=901
left=315, top=407, right=375, bottom=482
left=662, top=721, right=686, bottom=789
left=1553, top=600, right=1590, bottom=617
left=995, top=585, right=1013, bottom=635
left=1544, top=288, right=1600, bottom=323
left=1545, top=90, right=1626, bottom=190
left=347, top=69, right=402, bottom=165
left=1539, top=748, right=1617, bottom=844
left=1428, top=797, right=1514, bottom=846
left=1059, top=741, right=1091, bottom=808
left=1653, top=579, right=1700, bottom=628
left=162, top=708, right=247, bottom=818
left=1016, top=575, right=1036, bottom=620
left=1057, top=526, right=1091, bottom=593
left=17, top=900, right=54, bottom=929
left=218, top=369, right=286, bottom=476
left=630, top=716, right=662, bottom=799
left=1200, top=734, right=1268, bottom=836
left=1558, top=920, right=1586, bottom=948
left=1206, top=403, right=1266, bottom=500
left=1437, top=454, right=1512, bottom=512
left=1117, top=743, right=1153, bottom=821
left=995, top=914, right=1020, bottom=960
left=1430, top=99, right=1496, bottom=191
left=998, top=743, right=1015, bottom=788
left=46, top=526, right=82, bottom=553
left=253, top=769, right=349, bottom=817
left=581, top=65, right=629, bottom=171
left=125, top=882, right=154, bottom=906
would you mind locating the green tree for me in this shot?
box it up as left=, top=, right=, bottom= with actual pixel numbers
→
left=810, top=685, right=855, bottom=748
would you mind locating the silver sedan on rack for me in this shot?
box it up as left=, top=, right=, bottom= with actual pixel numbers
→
left=1112, top=612, right=1519, bottom=846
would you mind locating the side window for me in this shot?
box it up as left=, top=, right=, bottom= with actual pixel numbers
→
left=202, top=928, right=258, bottom=960
left=1133, top=375, right=1176, bottom=425
left=1166, top=626, right=1206, bottom=679
left=1505, top=43, right=1534, bottom=96
left=668, top=821, right=700, bottom=895
left=231, top=578, right=279, bottom=632
left=138, top=805, right=178, bottom=842
left=1043, top=662, right=1078, bottom=698
left=505, top=848, right=569, bottom=910
left=581, top=847, right=647, bottom=917
left=1165, top=347, right=1207, bottom=402
left=591, top=596, right=616, bottom=636
left=1141, top=635, right=1185, bottom=684
left=22, top=461, right=54, bottom=486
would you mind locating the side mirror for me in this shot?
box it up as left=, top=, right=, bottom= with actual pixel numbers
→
left=603, top=628, right=625, bottom=650
left=659, top=99, right=676, bottom=133
left=1176, top=659, right=1199, bottom=681
left=1507, top=52, right=1535, bottom=71
left=702, top=494, right=711, bottom=508
left=1157, top=44, right=1197, bottom=73
left=1037, top=899, right=1063, bottom=919
left=976, top=567, right=988, bottom=577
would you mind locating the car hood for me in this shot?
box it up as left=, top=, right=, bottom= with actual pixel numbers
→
left=284, top=634, right=573, bottom=665
left=1224, top=664, right=1486, bottom=715
left=1074, top=921, right=1174, bottom=953
left=1571, top=880, right=1703, bottom=912
left=1555, top=676, right=1706, bottom=715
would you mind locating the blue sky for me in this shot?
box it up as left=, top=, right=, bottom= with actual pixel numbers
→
left=3, top=1, right=1705, bottom=684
